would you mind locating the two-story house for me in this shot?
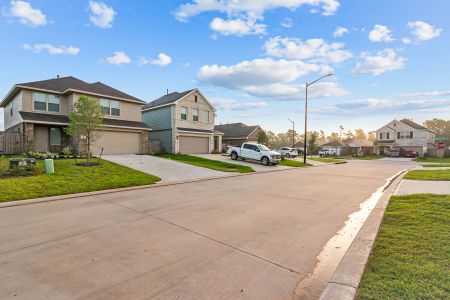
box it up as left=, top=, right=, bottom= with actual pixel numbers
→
left=142, top=89, right=223, bottom=154
left=0, top=76, right=150, bottom=154
left=374, top=119, right=435, bottom=156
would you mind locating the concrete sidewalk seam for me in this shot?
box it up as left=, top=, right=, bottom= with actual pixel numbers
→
left=100, top=196, right=310, bottom=278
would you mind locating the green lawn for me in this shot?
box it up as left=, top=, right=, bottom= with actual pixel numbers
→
left=279, top=160, right=312, bottom=167
left=154, top=153, right=254, bottom=173
left=310, top=157, right=341, bottom=163
left=414, top=157, right=450, bottom=163
left=357, top=194, right=450, bottom=300
left=404, top=169, right=450, bottom=181
left=422, top=163, right=450, bottom=167
left=0, top=159, right=160, bottom=202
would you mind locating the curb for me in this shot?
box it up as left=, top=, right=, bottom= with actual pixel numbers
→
left=0, top=161, right=340, bottom=209
left=320, top=169, right=408, bottom=300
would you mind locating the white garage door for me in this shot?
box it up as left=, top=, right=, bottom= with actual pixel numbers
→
left=179, top=136, right=209, bottom=154
left=94, top=131, right=141, bottom=154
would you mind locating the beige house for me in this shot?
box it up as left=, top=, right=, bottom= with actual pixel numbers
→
left=0, top=76, right=150, bottom=154
left=142, top=89, right=222, bottom=154
left=374, top=119, right=435, bottom=156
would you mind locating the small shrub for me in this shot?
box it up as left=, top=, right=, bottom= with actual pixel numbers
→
left=61, top=146, right=72, bottom=156
left=280, top=153, right=285, bottom=161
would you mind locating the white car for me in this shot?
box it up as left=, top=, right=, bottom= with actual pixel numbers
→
left=274, top=147, right=298, bottom=158
left=229, top=142, right=282, bottom=166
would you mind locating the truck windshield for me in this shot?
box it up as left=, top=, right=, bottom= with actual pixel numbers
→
left=259, top=145, right=270, bottom=151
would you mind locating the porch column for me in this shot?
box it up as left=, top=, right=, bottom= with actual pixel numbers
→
left=142, top=132, right=149, bottom=154
left=24, top=123, right=34, bottom=152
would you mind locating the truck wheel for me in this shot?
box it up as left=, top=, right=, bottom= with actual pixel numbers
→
left=261, top=157, right=270, bottom=166
left=231, top=152, right=238, bottom=160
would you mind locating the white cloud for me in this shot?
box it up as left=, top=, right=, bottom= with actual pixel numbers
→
left=352, top=49, right=406, bottom=76
left=407, top=20, right=442, bottom=41
left=333, top=26, right=348, bottom=37
left=368, top=25, right=394, bottom=42
left=23, top=43, right=80, bottom=55
left=140, top=53, right=172, bottom=67
left=89, top=1, right=116, bottom=28
left=264, top=36, right=352, bottom=64
left=198, top=58, right=331, bottom=89
left=211, top=98, right=267, bottom=110
left=281, top=17, right=293, bottom=28
left=210, top=17, right=266, bottom=36
left=174, top=0, right=341, bottom=22
left=6, top=0, right=47, bottom=26
left=245, top=81, right=348, bottom=100
left=402, top=38, right=411, bottom=45
left=105, top=51, right=131, bottom=65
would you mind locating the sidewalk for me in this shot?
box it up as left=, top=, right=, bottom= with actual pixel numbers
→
left=395, top=179, right=450, bottom=195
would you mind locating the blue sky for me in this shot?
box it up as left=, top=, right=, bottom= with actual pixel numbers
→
left=0, top=0, right=449, bottom=134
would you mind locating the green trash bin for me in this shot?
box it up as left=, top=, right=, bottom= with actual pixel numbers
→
left=44, top=159, right=54, bottom=174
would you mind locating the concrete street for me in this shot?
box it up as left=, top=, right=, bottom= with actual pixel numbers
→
left=0, top=160, right=408, bottom=299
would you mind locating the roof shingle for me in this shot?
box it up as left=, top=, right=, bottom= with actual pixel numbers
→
left=214, top=123, right=260, bottom=139
left=143, top=89, right=196, bottom=110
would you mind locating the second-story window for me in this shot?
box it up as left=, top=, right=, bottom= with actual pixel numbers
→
left=203, top=110, right=209, bottom=123
left=193, top=108, right=199, bottom=122
left=33, top=92, right=47, bottom=111
left=33, top=92, right=60, bottom=112
left=380, top=133, right=383, bottom=140
left=181, top=106, right=188, bottom=120
left=100, top=99, right=120, bottom=116
left=387, top=133, right=390, bottom=139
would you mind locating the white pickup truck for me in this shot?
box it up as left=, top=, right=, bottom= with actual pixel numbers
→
left=319, top=149, right=337, bottom=157
left=229, top=142, right=282, bottom=166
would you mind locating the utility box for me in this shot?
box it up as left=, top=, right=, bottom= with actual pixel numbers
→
left=9, top=158, right=36, bottom=169
left=44, top=159, right=54, bottom=173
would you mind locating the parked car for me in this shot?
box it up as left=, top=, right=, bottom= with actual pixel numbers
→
left=229, top=142, right=281, bottom=166
left=274, top=147, right=298, bottom=158
left=386, top=148, right=400, bottom=157
left=403, top=150, right=418, bottom=158
left=319, top=149, right=337, bottom=157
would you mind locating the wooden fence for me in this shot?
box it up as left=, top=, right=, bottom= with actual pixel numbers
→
left=0, top=132, right=22, bottom=154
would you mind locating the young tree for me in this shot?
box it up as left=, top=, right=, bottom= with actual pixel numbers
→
left=307, top=131, right=318, bottom=155
left=257, top=130, right=269, bottom=146
left=423, top=118, right=450, bottom=137
left=65, top=95, right=103, bottom=166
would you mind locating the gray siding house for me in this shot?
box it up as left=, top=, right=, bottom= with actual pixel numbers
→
left=142, top=89, right=223, bottom=154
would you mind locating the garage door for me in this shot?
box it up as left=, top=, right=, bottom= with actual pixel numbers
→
left=179, top=136, right=209, bottom=154
left=93, top=131, right=141, bottom=154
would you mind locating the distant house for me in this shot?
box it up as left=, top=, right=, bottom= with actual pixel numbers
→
left=319, top=139, right=374, bottom=156
left=319, top=140, right=348, bottom=156
left=374, top=119, right=435, bottom=156
left=142, top=89, right=223, bottom=154
left=343, top=138, right=374, bottom=156
left=214, top=123, right=263, bottom=148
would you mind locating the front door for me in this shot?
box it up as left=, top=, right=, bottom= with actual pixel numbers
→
left=34, top=126, right=49, bottom=152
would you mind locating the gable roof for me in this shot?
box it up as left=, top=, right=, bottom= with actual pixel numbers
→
left=214, top=123, right=260, bottom=139
left=399, top=118, right=429, bottom=130
left=293, top=140, right=304, bottom=148
left=321, top=140, right=347, bottom=147
left=142, top=89, right=196, bottom=110
left=344, top=138, right=374, bottom=147
left=1, top=76, right=145, bottom=107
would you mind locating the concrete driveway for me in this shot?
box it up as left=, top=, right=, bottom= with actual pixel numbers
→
left=103, top=154, right=229, bottom=183
left=0, top=160, right=408, bottom=299
left=194, top=153, right=291, bottom=172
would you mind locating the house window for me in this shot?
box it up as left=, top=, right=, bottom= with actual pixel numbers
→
left=397, top=132, right=400, bottom=139
left=33, top=92, right=60, bottom=112
left=111, top=100, right=120, bottom=116
left=194, top=95, right=198, bottom=102
left=100, top=99, right=120, bottom=116
left=203, top=110, right=209, bottom=123
left=49, top=128, right=61, bottom=145
left=48, top=95, right=60, bottom=112
left=181, top=106, right=188, bottom=120
left=193, top=108, right=199, bottom=121
left=387, top=133, right=390, bottom=139
left=33, top=92, right=47, bottom=111
left=10, top=102, right=13, bottom=116
left=380, top=133, right=383, bottom=140
left=410, top=131, right=413, bottom=138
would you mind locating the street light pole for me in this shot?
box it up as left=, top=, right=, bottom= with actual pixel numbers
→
left=288, top=118, right=295, bottom=147
left=303, top=73, right=333, bottom=164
